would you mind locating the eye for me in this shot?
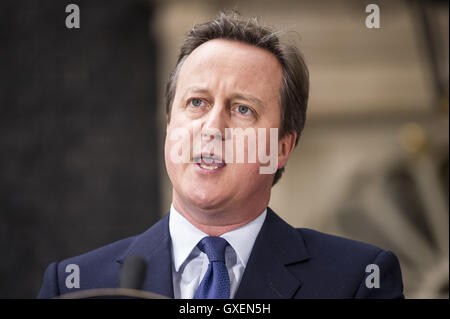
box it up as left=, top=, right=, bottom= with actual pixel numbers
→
left=236, top=105, right=252, bottom=116
left=189, top=98, right=205, bottom=107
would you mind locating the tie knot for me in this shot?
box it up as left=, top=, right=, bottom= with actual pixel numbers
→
left=197, top=236, right=228, bottom=262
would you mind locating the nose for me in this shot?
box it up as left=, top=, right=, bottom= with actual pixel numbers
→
left=201, top=103, right=227, bottom=142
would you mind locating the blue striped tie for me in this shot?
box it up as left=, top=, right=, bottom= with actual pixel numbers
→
left=194, top=236, right=230, bottom=299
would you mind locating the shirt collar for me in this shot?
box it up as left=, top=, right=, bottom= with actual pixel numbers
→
left=169, top=203, right=267, bottom=272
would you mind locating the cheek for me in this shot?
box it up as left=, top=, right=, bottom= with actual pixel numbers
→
left=165, top=123, right=194, bottom=163
left=230, top=162, right=262, bottom=180
left=254, top=129, right=279, bottom=162
left=228, top=162, right=273, bottom=195
left=164, top=136, right=176, bottom=177
left=164, top=132, right=186, bottom=175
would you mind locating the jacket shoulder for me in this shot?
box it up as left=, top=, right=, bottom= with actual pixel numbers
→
left=61, top=234, right=138, bottom=268
left=297, top=228, right=383, bottom=257
left=37, top=235, right=137, bottom=299
left=293, top=228, right=403, bottom=298
left=37, top=215, right=170, bottom=298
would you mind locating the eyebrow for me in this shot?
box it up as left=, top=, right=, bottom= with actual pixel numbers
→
left=181, top=85, right=266, bottom=110
left=229, top=93, right=265, bottom=110
left=181, top=85, right=210, bottom=101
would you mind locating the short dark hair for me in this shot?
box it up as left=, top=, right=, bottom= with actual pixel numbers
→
left=165, top=11, right=309, bottom=185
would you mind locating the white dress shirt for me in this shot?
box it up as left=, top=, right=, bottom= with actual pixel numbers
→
left=169, top=203, right=267, bottom=299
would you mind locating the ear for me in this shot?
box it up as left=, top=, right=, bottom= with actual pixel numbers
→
left=278, top=131, right=297, bottom=169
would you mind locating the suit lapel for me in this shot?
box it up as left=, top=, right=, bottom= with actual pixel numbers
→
left=116, top=213, right=174, bottom=298
left=234, top=207, right=310, bottom=299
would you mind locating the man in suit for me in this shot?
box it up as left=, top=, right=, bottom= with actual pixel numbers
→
left=38, top=12, right=404, bottom=299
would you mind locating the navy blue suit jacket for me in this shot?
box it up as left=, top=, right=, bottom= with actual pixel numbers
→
left=37, top=207, right=404, bottom=298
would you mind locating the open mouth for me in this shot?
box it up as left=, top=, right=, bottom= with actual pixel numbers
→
left=193, top=154, right=226, bottom=171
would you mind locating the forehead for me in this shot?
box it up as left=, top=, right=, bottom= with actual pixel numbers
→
left=176, top=39, right=283, bottom=101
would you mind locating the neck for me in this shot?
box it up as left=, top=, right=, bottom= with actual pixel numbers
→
left=172, top=195, right=269, bottom=237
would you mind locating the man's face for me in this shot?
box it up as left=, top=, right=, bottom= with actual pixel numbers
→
left=164, top=39, right=294, bottom=219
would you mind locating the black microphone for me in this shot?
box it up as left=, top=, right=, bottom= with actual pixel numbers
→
left=119, top=255, right=147, bottom=290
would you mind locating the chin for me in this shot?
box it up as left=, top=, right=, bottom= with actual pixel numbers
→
left=185, top=188, right=227, bottom=210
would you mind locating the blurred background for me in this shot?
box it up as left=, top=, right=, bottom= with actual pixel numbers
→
left=0, top=0, right=448, bottom=298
